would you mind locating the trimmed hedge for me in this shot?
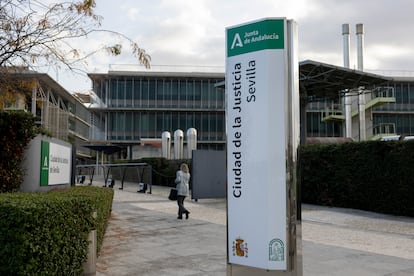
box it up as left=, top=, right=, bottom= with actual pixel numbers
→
left=54, top=186, right=114, bottom=253
left=0, top=111, right=39, bottom=192
left=299, top=141, right=414, bottom=217
left=0, top=186, right=114, bottom=275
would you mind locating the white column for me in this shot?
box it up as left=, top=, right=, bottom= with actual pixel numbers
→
left=358, top=89, right=366, bottom=141
left=345, top=93, right=352, bottom=138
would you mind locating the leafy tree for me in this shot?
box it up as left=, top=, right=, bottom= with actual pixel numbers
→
left=0, top=1, right=151, bottom=190
left=0, top=0, right=150, bottom=108
left=0, top=110, right=39, bottom=192
left=0, top=0, right=150, bottom=70
left=0, top=76, right=35, bottom=109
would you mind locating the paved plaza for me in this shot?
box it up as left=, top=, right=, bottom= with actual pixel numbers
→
left=91, top=179, right=414, bottom=276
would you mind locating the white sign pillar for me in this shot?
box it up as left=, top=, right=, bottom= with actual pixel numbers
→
left=226, top=18, right=301, bottom=276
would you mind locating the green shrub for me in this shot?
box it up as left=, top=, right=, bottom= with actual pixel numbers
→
left=53, top=186, right=114, bottom=253
left=299, top=141, right=414, bottom=217
left=0, top=110, right=39, bottom=192
left=0, top=186, right=114, bottom=275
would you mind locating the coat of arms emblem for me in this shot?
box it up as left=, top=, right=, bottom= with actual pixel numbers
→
left=232, top=237, right=248, bottom=257
left=269, top=238, right=284, bottom=261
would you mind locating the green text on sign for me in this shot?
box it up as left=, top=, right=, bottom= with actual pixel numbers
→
left=227, top=19, right=285, bottom=57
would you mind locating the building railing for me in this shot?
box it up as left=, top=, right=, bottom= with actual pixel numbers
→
left=373, top=123, right=396, bottom=136
left=322, top=103, right=343, bottom=116
left=108, top=64, right=225, bottom=73
left=371, top=86, right=395, bottom=99
left=320, top=103, right=345, bottom=122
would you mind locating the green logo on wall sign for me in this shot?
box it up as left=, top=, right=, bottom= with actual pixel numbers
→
left=40, top=140, right=50, bottom=186
left=227, top=19, right=285, bottom=57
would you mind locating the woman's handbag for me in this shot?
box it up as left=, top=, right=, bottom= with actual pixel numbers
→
left=168, top=188, right=178, bottom=200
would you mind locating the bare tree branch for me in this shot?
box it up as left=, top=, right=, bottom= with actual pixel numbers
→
left=0, top=0, right=151, bottom=72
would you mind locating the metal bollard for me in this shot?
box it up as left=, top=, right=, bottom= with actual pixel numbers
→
left=83, top=211, right=97, bottom=275
left=82, top=230, right=97, bottom=275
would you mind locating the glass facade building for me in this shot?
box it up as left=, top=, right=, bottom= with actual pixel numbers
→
left=87, top=68, right=414, bottom=158
left=88, top=71, right=225, bottom=152
left=306, top=100, right=343, bottom=138
left=305, top=78, right=414, bottom=139
left=373, top=80, right=414, bottom=135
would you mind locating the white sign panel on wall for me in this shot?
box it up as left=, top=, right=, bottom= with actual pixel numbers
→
left=40, top=140, right=72, bottom=186
left=226, top=18, right=292, bottom=271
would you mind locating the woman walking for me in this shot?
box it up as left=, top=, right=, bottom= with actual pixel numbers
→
left=175, top=163, right=191, bottom=219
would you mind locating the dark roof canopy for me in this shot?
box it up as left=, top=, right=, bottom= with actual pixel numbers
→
left=299, top=60, right=390, bottom=100
left=216, top=60, right=391, bottom=101
left=81, top=144, right=124, bottom=154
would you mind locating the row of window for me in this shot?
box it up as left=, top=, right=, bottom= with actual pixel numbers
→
left=93, top=78, right=225, bottom=109
left=103, top=109, right=414, bottom=141
left=307, top=112, right=414, bottom=138
left=107, top=111, right=225, bottom=141
left=374, top=82, right=414, bottom=112
left=393, top=83, right=414, bottom=104
left=373, top=114, right=414, bottom=135
left=305, top=83, right=414, bottom=138
left=90, top=78, right=414, bottom=142
left=306, top=112, right=342, bottom=137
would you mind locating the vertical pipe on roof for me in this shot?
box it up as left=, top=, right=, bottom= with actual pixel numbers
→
left=356, top=23, right=364, bottom=71
left=342, top=24, right=352, bottom=138
left=342, top=24, right=350, bottom=68
left=356, top=24, right=366, bottom=140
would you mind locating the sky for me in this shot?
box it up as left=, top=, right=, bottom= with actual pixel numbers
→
left=53, top=0, right=414, bottom=93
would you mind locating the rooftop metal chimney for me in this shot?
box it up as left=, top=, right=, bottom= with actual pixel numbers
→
left=342, top=24, right=350, bottom=68
left=356, top=23, right=364, bottom=71
left=342, top=24, right=352, bottom=138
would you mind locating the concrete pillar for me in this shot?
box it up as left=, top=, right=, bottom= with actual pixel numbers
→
left=358, top=89, right=366, bottom=141
left=345, top=93, right=352, bottom=138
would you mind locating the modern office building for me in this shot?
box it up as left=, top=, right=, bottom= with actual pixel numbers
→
left=84, top=62, right=414, bottom=160
left=303, top=23, right=414, bottom=142
left=4, top=62, right=414, bottom=164
left=0, top=69, right=92, bottom=159
left=301, top=61, right=414, bottom=142
left=5, top=62, right=414, bottom=163
left=87, top=70, right=225, bottom=159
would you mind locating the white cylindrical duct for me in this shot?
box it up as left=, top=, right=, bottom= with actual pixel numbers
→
left=174, top=129, right=184, bottom=159
left=342, top=24, right=350, bottom=68
left=356, top=23, right=364, bottom=71
left=358, top=89, right=366, bottom=141
left=344, top=92, right=352, bottom=138
left=161, top=131, right=171, bottom=159
left=186, top=128, right=197, bottom=159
